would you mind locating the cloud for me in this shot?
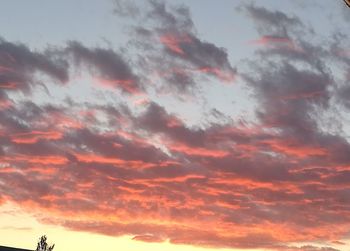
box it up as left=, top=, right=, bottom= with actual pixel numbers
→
left=132, top=234, right=165, bottom=243
left=65, top=41, right=142, bottom=94
left=113, top=0, right=140, bottom=17
left=0, top=226, right=32, bottom=231
left=0, top=39, right=69, bottom=93
left=0, top=1, right=349, bottom=251
left=159, top=34, right=236, bottom=81
left=10, top=130, right=63, bottom=144
left=1, top=97, right=349, bottom=249
left=279, top=245, right=340, bottom=251
left=126, top=0, right=236, bottom=93
left=337, top=85, right=350, bottom=109
left=240, top=4, right=304, bottom=37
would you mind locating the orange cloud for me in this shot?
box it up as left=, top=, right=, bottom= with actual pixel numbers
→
left=10, top=130, right=63, bottom=144
left=74, top=153, right=157, bottom=169
left=261, top=139, right=327, bottom=158
left=0, top=82, right=18, bottom=89
left=168, top=143, right=229, bottom=158
left=0, top=99, right=13, bottom=110
left=1, top=154, right=68, bottom=165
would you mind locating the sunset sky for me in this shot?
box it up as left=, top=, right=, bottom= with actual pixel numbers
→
left=1, top=1, right=350, bottom=251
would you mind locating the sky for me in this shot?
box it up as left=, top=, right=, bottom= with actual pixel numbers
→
left=0, top=1, right=350, bottom=251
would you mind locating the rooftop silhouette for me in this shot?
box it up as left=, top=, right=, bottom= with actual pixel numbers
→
left=0, top=246, right=31, bottom=251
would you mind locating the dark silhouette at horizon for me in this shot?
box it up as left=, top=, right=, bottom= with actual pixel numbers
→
left=0, top=246, right=31, bottom=251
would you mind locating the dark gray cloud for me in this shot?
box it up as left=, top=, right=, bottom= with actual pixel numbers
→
left=147, top=0, right=194, bottom=32
left=0, top=39, right=69, bottom=92
left=240, top=4, right=304, bottom=37
left=137, top=102, right=206, bottom=147
left=122, top=0, right=236, bottom=93
left=66, top=41, right=142, bottom=94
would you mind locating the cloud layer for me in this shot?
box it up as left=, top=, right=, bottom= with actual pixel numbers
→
left=0, top=1, right=349, bottom=250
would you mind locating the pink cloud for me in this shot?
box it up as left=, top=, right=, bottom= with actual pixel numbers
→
left=159, top=34, right=192, bottom=55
